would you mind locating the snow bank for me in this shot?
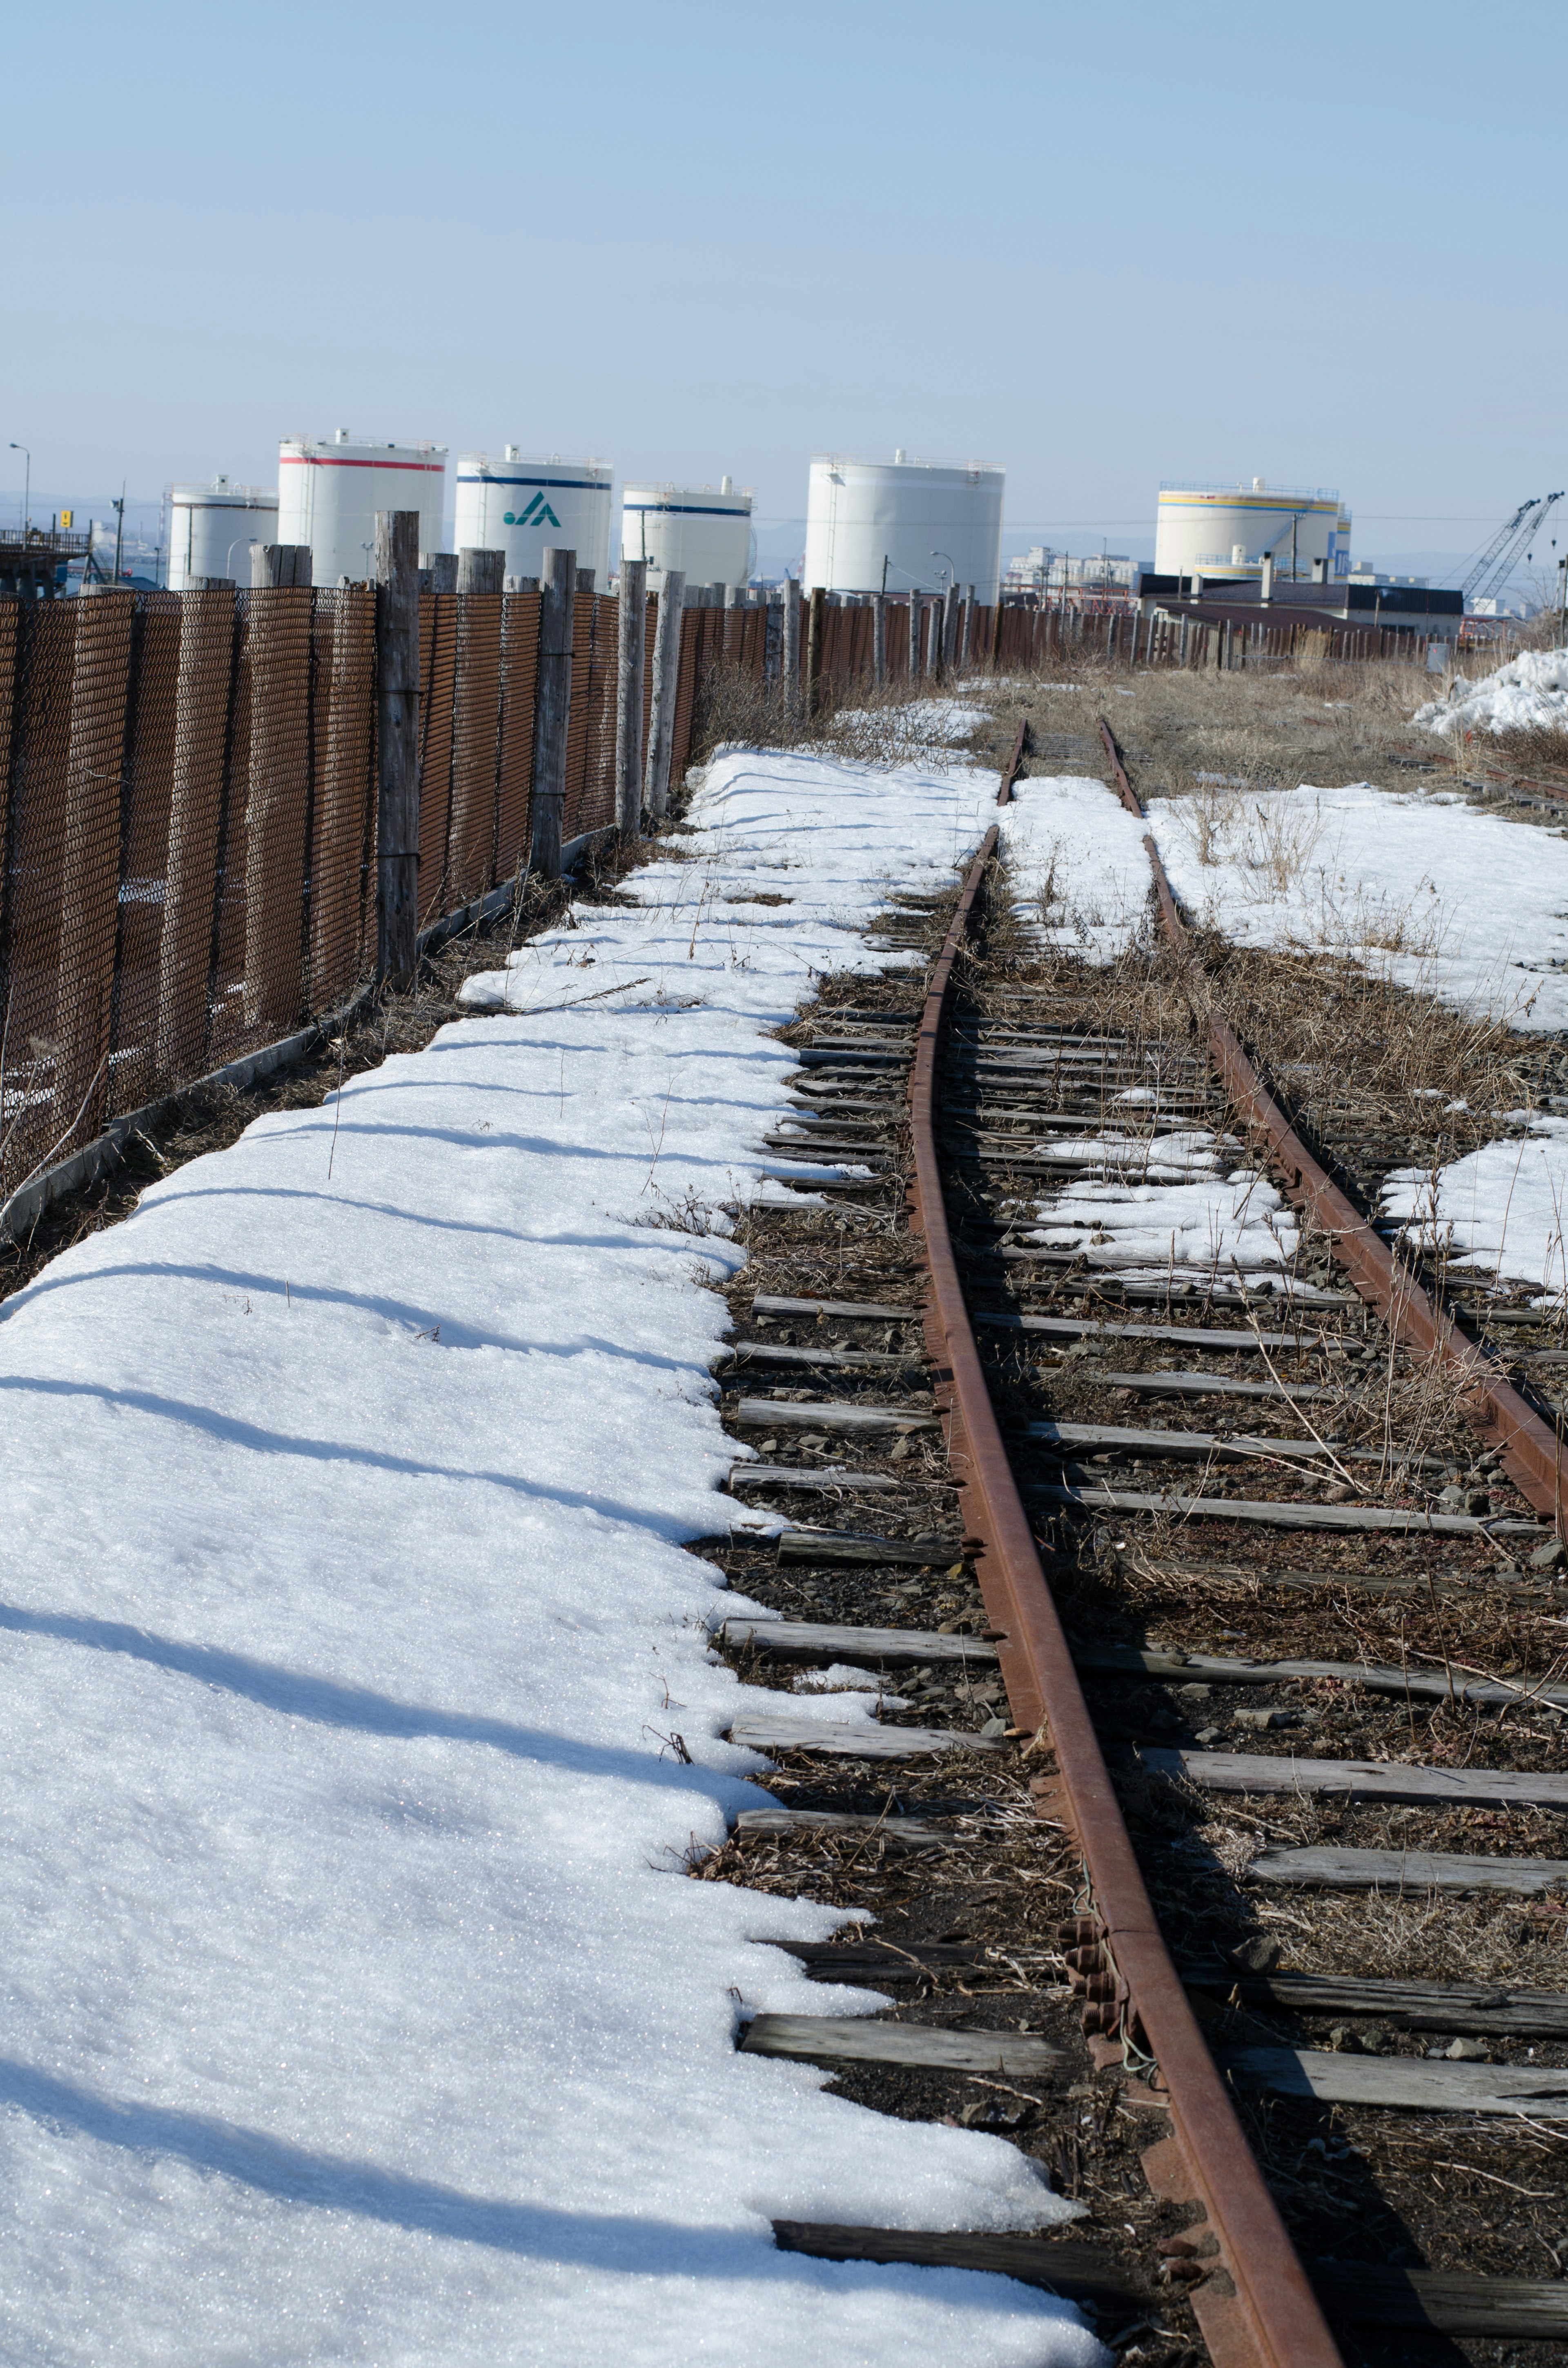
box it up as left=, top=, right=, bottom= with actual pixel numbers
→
left=0, top=745, right=1102, bottom=2365
left=998, top=776, right=1153, bottom=961
left=1149, top=780, right=1568, bottom=1032
left=1414, top=646, right=1568, bottom=738
left=1383, top=1115, right=1568, bottom=1301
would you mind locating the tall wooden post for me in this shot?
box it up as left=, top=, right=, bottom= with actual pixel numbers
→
left=960, top=586, right=975, bottom=667
left=782, top=578, right=801, bottom=707
left=616, top=557, right=648, bottom=836
left=529, top=545, right=577, bottom=879
left=423, top=552, right=457, bottom=593
left=375, top=510, right=421, bottom=982
left=872, top=593, right=887, bottom=686
left=252, top=545, right=312, bottom=589
left=456, top=548, right=504, bottom=595
left=763, top=589, right=782, bottom=687
left=644, top=567, right=685, bottom=820
left=806, top=586, right=824, bottom=712
left=907, top=592, right=920, bottom=679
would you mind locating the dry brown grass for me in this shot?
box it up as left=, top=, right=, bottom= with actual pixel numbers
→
left=961, top=651, right=1441, bottom=803
left=1479, top=717, right=1568, bottom=785
left=688, top=660, right=982, bottom=774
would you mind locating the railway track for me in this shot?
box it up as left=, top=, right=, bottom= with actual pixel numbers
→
left=702, top=717, right=1568, bottom=2364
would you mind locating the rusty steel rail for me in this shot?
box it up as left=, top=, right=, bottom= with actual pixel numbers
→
left=906, top=824, right=1343, bottom=2368
left=1097, top=716, right=1567, bottom=1537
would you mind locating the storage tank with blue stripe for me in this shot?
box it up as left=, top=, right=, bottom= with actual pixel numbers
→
left=455, top=452, right=613, bottom=582
left=620, top=479, right=753, bottom=591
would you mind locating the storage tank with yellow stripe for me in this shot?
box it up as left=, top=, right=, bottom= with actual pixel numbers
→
left=1154, top=479, right=1350, bottom=583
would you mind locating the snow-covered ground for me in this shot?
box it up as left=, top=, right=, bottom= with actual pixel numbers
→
left=1383, top=1115, right=1568, bottom=1304
left=1148, top=781, right=1568, bottom=1033
left=1025, top=1162, right=1302, bottom=1280
left=0, top=745, right=1103, bottom=2366
left=1414, top=646, right=1568, bottom=737
left=998, top=776, right=1152, bottom=961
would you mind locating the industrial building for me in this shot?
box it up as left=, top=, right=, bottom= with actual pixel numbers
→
left=455, top=453, right=612, bottom=585
left=1154, top=479, right=1351, bottom=587
left=620, top=479, right=752, bottom=593
left=167, top=477, right=279, bottom=589
left=277, top=433, right=448, bottom=584
left=1003, top=546, right=1137, bottom=601
left=803, top=452, right=1004, bottom=603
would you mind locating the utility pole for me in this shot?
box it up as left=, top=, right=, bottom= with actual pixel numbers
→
left=112, top=484, right=127, bottom=582
left=9, top=443, right=29, bottom=537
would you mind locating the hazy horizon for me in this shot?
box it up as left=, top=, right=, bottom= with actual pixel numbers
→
left=7, top=0, right=1561, bottom=599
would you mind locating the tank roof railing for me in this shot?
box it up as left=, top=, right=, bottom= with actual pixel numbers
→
left=1158, top=479, right=1341, bottom=502
left=622, top=482, right=753, bottom=500
left=812, top=452, right=1005, bottom=476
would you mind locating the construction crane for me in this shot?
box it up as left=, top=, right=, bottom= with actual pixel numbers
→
left=1460, top=492, right=1564, bottom=608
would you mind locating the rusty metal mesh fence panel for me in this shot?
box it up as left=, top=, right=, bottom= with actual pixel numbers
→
left=107, top=597, right=182, bottom=1117
left=561, top=590, right=591, bottom=838
left=668, top=606, right=702, bottom=786
left=496, top=588, right=539, bottom=878
left=308, top=586, right=376, bottom=1013
left=155, top=586, right=240, bottom=1087
left=579, top=592, right=617, bottom=837
left=417, top=591, right=457, bottom=924
left=640, top=595, right=657, bottom=776
left=2, top=602, right=87, bottom=1192
left=447, top=590, right=503, bottom=906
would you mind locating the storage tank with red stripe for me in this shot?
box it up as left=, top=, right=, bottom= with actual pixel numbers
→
left=277, top=431, right=448, bottom=584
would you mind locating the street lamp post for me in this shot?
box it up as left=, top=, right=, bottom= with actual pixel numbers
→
left=9, top=443, right=29, bottom=537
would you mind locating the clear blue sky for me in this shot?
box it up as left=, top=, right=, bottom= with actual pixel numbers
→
left=4, top=0, right=1563, bottom=568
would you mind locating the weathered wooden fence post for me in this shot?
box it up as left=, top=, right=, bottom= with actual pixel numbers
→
left=529, top=545, right=577, bottom=879
left=872, top=593, right=887, bottom=686
left=456, top=548, right=504, bottom=596
left=806, top=586, right=824, bottom=711
left=960, top=586, right=975, bottom=668
left=644, top=567, right=685, bottom=821
left=907, top=592, right=920, bottom=679
left=616, top=557, right=648, bottom=835
left=374, top=510, right=421, bottom=982
left=763, top=588, right=782, bottom=688
left=941, top=584, right=959, bottom=671
left=781, top=578, right=801, bottom=708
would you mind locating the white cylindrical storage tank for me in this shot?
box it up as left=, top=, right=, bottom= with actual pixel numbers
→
left=620, top=478, right=753, bottom=591
left=1154, top=480, right=1348, bottom=584
left=167, top=477, right=279, bottom=589
left=803, top=454, right=1005, bottom=602
left=277, top=432, right=448, bottom=584
left=454, top=451, right=612, bottom=583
